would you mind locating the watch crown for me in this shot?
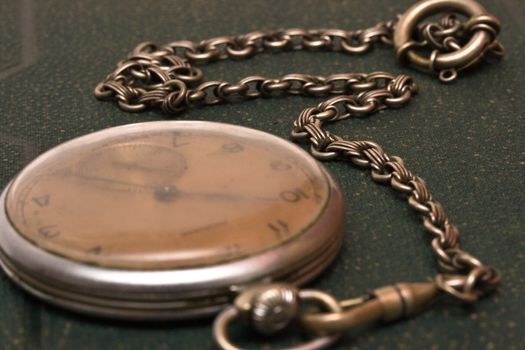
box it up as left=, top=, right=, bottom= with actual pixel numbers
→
left=234, top=283, right=299, bottom=335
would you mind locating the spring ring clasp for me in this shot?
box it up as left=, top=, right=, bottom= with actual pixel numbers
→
left=393, top=0, right=504, bottom=82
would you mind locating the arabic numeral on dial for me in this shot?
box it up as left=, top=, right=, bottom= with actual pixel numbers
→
left=87, top=246, right=102, bottom=255
left=172, top=132, right=189, bottom=148
left=270, top=160, right=292, bottom=171
left=268, top=219, right=290, bottom=240
left=223, top=243, right=241, bottom=258
left=32, top=195, right=50, bottom=207
left=222, top=142, right=243, bottom=153
left=279, top=188, right=309, bottom=203
left=38, top=225, right=60, bottom=238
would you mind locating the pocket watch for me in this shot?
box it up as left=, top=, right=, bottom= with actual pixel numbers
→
left=0, top=0, right=504, bottom=349
left=0, top=121, right=344, bottom=319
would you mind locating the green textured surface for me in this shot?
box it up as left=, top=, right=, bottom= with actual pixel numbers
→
left=0, top=0, right=524, bottom=349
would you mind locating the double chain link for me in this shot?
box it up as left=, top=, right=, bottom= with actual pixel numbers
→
left=95, top=4, right=502, bottom=347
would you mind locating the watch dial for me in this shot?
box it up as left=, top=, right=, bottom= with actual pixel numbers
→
left=5, top=122, right=331, bottom=269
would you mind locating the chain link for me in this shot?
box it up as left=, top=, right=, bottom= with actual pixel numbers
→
left=95, top=18, right=500, bottom=304
left=94, top=23, right=395, bottom=112
left=289, top=78, right=500, bottom=301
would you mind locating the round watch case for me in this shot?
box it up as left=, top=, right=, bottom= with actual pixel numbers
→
left=0, top=121, right=345, bottom=319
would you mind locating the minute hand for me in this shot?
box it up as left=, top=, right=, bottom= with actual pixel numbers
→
left=177, top=190, right=277, bottom=202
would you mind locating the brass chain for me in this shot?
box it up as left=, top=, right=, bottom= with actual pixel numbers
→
left=95, top=11, right=502, bottom=343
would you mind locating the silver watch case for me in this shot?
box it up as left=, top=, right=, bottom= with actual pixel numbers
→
left=0, top=121, right=345, bottom=320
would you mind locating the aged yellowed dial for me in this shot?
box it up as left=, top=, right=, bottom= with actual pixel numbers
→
left=5, top=122, right=331, bottom=270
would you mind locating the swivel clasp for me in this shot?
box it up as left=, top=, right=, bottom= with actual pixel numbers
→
left=213, top=282, right=439, bottom=350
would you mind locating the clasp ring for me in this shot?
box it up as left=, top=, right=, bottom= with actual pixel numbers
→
left=393, top=0, right=502, bottom=82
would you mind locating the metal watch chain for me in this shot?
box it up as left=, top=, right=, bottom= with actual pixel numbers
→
left=94, top=1, right=504, bottom=349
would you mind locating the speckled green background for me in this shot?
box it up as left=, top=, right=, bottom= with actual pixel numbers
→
left=0, top=0, right=523, bottom=349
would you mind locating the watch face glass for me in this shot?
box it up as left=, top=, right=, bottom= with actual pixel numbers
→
left=5, top=122, right=331, bottom=270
